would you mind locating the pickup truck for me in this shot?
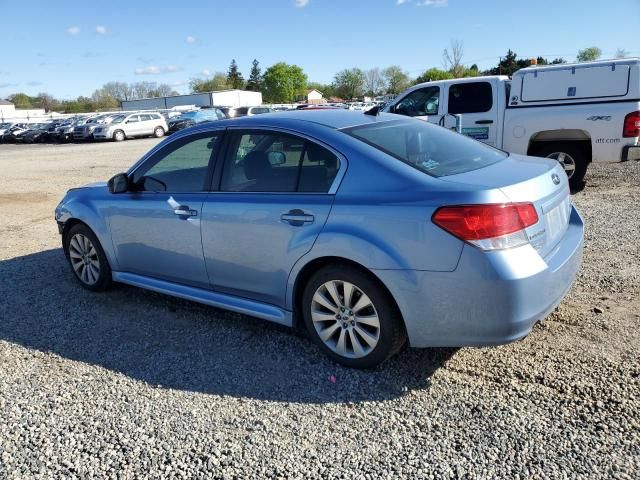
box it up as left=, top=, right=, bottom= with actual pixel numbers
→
left=383, top=58, right=640, bottom=189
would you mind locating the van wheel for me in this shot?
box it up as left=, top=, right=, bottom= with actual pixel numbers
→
left=302, top=265, right=406, bottom=369
left=113, top=130, right=125, bottom=142
left=536, top=143, right=588, bottom=191
left=153, top=126, right=165, bottom=138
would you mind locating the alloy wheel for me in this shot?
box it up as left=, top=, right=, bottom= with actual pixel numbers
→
left=311, top=280, right=381, bottom=359
left=68, top=233, right=100, bottom=286
left=546, top=151, right=576, bottom=179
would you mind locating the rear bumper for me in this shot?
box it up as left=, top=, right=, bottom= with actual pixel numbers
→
left=622, top=145, right=640, bottom=162
left=374, top=205, right=584, bottom=348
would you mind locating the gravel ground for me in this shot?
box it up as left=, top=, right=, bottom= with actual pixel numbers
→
left=0, top=140, right=638, bottom=479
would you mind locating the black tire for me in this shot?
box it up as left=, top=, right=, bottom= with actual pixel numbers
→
left=535, top=142, right=588, bottom=191
left=63, top=224, right=112, bottom=291
left=302, top=265, right=406, bottom=369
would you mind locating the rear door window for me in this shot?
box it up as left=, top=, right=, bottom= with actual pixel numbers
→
left=448, top=82, right=493, bottom=114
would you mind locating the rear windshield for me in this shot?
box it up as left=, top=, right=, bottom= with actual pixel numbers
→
left=343, top=119, right=506, bottom=177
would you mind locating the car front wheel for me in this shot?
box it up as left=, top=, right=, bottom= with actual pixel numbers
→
left=154, top=126, right=165, bottom=138
left=302, top=265, right=406, bottom=368
left=113, top=130, right=125, bottom=142
left=63, top=224, right=111, bottom=291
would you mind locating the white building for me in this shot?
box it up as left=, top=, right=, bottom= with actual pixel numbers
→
left=306, top=89, right=325, bottom=104
left=0, top=100, right=16, bottom=119
left=121, top=89, right=263, bottom=111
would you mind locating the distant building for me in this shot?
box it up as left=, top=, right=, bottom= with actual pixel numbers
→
left=121, top=89, right=262, bottom=111
left=0, top=99, right=16, bottom=119
left=306, top=89, right=325, bottom=104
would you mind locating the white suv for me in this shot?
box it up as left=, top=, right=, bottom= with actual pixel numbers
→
left=93, top=112, right=168, bottom=141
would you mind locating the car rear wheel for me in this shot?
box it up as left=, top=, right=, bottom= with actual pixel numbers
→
left=63, top=224, right=111, bottom=291
left=153, top=126, right=165, bottom=138
left=113, top=130, right=125, bottom=142
left=302, top=265, right=406, bottom=368
left=536, top=142, right=588, bottom=191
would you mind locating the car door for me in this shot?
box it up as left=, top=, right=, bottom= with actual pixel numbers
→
left=444, top=80, right=498, bottom=147
left=108, top=130, right=222, bottom=288
left=201, top=129, right=343, bottom=307
left=137, top=114, right=153, bottom=136
left=124, top=114, right=143, bottom=137
left=390, top=84, right=442, bottom=125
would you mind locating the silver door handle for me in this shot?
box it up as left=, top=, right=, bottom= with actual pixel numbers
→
left=174, top=207, right=197, bottom=217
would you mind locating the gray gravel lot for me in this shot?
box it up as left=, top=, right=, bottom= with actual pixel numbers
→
left=0, top=139, right=639, bottom=479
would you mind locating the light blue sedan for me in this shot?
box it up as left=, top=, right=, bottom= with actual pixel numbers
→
left=55, top=110, right=584, bottom=368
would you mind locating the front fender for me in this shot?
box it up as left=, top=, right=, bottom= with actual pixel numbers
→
left=55, top=192, right=119, bottom=270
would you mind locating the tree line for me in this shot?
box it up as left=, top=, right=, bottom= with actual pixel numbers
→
left=3, top=43, right=629, bottom=113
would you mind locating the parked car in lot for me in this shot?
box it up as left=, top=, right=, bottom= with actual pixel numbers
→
left=21, top=123, right=54, bottom=143
left=167, top=109, right=226, bottom=134
left=73, top=114, right=120, bottom=141
left=0, top=123, right=29, bottom=143
left=55, top=110, right=583, bottom=368
left=384, top=58, right=640, bottom=189
left=93, top=112, right=168, bottom=141
left=54, top=118, right=86, bottom=143
left=0, top=122, right=18, bottom=135
left=231, top=106, right=274, bottom=117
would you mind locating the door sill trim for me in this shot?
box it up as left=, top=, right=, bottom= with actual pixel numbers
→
left=112, top=271, right=292, bottom=326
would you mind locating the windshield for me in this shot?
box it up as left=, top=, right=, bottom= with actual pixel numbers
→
left=111, top=115, right=126, bottom=124
left=0, top=123, right=11, bottom=128
left=175, top=112, right=197, bottom=120
left=342, top=119, right=506, bottom=177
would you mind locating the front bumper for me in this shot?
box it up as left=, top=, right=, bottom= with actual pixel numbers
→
left=374, top=205, right=584, bottom=348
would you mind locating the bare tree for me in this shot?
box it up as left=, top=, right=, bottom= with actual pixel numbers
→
left=364, top=68, right=385, bottom=97
left=442, top=39, right=464, bottom=77
left=132, top=81, right=157, bottom=99
left=615, top=48, right=630, bottom=59
left=101, top=81, right=133, bottom=101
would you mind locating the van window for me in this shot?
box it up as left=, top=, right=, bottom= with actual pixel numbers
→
left=448, top=82, right=493, bottom=114
left=139, top=114, right=152, bottom=121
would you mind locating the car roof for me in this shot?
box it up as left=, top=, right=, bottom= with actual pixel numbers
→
left=213, top=110, right=398, bottom=130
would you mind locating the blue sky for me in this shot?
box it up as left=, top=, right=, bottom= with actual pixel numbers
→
left=1, top=0, right=637, bottom=100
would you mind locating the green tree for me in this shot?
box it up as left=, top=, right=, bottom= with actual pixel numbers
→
left=262, top=62, right=307, bottom=103
left=245, top=59, right=263, bottom=91
left=307, top=82, right=335, bottom=98
left=577, top=46, right=602, bottom=62
left=190, top=73, right=231, bottom=93
left=382, top=66, right=409, bottom=94
left=8, top=93, right=33, bottom=109
left=414, top=68, right=453, bottom=84
left=227, top=59, right=245, bottom=89
left=333, top=68, right=366, bottom=99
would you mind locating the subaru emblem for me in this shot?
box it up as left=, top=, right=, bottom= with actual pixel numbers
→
left=551, top=173, right=561, bottom=185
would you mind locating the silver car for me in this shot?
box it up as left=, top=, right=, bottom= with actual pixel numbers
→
left=93, top=112, right=168, bottom=141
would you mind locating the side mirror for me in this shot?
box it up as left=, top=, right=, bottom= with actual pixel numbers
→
left=108, top=173, right=129, bottom=194
left=267, top=151, right=287, bottom=166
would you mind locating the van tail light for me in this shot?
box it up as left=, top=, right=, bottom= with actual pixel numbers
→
left=432, top=203, right=539, bottom=251
left=623, top=111, right=640, bottom=137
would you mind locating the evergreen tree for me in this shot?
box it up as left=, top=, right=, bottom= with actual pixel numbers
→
left=227, top=59, right=245, bottom=89
left=245, top=59, right=263, bottom=91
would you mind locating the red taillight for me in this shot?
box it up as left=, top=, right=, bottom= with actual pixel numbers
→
left=623, top=111, right=640, bottom=138
left=432, top=203, right=539, bottom=241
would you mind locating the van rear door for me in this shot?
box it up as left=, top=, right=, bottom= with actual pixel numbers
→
left=444, top=80, right=499, bottom=147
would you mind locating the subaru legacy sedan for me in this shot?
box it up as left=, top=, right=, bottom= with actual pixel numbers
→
left=55, top=111, right=584, bottom=368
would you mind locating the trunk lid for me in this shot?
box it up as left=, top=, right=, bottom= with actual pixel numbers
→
left=440, top=154, right=572, bottom=258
